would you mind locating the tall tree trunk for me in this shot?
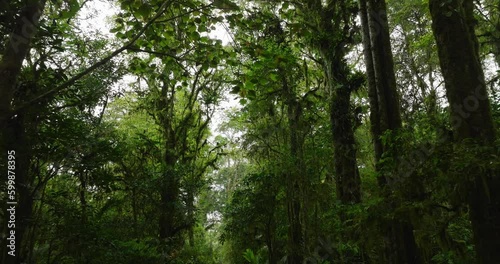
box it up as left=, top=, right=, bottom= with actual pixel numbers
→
left=158, top=83, right=181, bottom=255
left=0, top=2, right=45, bottom=262
left=322, top=52, right=362, bottom=204
left=186, top=190, right=195, bottom=247
left=0, top=0, right=45, bottom=125
left=159, top=144, right=179, bottom=242
left=366, top=0, right=402, bottom=134
left=360, top=0, right=422, bottom=262
left=306, top=0, right=362, bottom=206
left=360, top=0, right=383, bottom=177
left=359, top=0, right=382, bottom=181
left=429, top=0, right=500, bottom=262
left=303, top=0, right=363, bottom=260
left=265, top=208, right=277, bottom=264
left=281, top=67, right=304, bottom=264
left=3, top=115, right=32, bottom=264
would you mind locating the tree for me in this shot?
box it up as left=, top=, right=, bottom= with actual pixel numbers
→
left=429, top=0, right=500, bottom=262
left=300, top=0, right=362, bottom=205
left=359, top=0, right=422, bottom=262
left=0, top=1, right=46, bottom=262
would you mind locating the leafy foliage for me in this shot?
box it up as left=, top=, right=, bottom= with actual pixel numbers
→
left=1, top=0, right=500, bottom=263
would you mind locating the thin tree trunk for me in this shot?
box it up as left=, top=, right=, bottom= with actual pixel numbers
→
left=132, top=187, right=139, bottom=238
left=265, top=211, right=277, bottom=264
left=307, top=0, right=362, bottom=206
left=78, top=171, right=88, bottom=225
left=281, top=67, right=304, bottom=264
left=187, top=191, right=195, bottom=247
left=159, top=152, right=179, bottom=242
left=302, top=0, right=363, bottom=260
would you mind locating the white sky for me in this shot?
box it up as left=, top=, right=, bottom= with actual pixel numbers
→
left=77, top=0, right=117, bottom=37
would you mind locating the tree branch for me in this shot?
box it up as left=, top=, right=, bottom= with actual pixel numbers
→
left=12, top=0, right=175, bottom=116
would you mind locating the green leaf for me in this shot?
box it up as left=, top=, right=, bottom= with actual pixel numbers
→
left=137, top=5, right=151, bottom=18
left=269, top=73, right=278, bottom=81
left=247, top=90, right=256, bottom=99
left=213, top=0, right=239, bottom=11
left=244, top=80, right=255, bottom=90
left=110, top=26, right=122, bottom=33
left=60, top=0, right=81, bottom=19
left=190, top=31, right=201, bottom=40
left=230, top=86, right=241, bottom=94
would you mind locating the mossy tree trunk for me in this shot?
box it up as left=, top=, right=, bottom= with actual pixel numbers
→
left=305, top=0, right=362, bottom=206
left=279, top=65, right=305, bottom=264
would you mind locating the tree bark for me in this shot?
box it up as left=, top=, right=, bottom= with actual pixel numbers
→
left=367, top=0, right=402, bottom=134
left=360, top=0, right=382, bottom=177
left=323, top=53, right=362, bottom=204
left=429, top=0, right=500, bottom=262
left=299, top=0, right=363, bottom=260
left=186, top=191, right=195, bottom=247
left=308, top=0, right=362, bottom=205
left=158, top=160, right=180, bottom=249
left=1, top=112, right=35, bottom=264
left=159, top=134, right=179, bottom=242
left=360, top=0, right=422, bottom=263
left=281, top=67, right=304, bottom=264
